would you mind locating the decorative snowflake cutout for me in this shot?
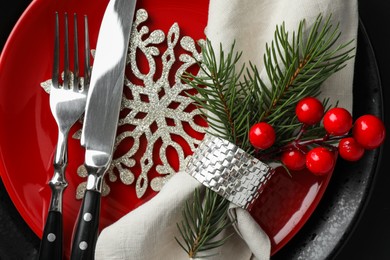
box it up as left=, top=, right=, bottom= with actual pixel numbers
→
left=108, top=9, right=206, bottom=198
left=42, top=8, right=206, bottom=199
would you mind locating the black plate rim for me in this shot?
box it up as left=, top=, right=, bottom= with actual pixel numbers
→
left=272, top=18, right=384, bottom=260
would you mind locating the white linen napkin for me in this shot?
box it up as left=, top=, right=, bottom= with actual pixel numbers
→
left=95, top=0, right=358, bottom=259
left=95, top=172, right=258, bottom=260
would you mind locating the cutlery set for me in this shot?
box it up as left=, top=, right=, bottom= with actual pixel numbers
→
left=38, top=0, right=137, bottom=259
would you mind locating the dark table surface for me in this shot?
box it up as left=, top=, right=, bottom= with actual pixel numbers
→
left=0, top=0, right=389, bottom=259
left=335, top=1, right=390, bottom=258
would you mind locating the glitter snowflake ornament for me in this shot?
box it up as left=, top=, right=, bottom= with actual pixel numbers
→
left=43, top=8, right=207, bottom=199
left=107, top=9, right=206, bottom=198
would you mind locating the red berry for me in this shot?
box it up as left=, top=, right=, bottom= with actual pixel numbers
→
left=323, top=107, right=353, bottom=136
left=295, top=97, right=324, bottom=125
left=338, top=137, right=365, bottom=161
left=306, top=147, right=335, bottom=175
left=249, top=122, right=276, bottom=150
left=281, top=149, right=306, bottom=171
left=352, top=114, right=386, bottom=150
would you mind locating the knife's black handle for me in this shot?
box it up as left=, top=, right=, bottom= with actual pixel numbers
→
left=38, top=210, right=63, bottom=260
left=70, top=190, right=101, bottom=260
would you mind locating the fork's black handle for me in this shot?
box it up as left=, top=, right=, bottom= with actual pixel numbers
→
left=70, top=190, right=101, bottom=260
left=38, top=210, right=63, bottom=260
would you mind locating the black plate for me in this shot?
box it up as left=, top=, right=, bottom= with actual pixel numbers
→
left=0, top=2, right=386, bottom=259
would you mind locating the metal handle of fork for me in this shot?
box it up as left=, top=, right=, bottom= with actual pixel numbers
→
left=50, top=130, right=69, bottom=212
left=38, top=120, right=69, bottom=260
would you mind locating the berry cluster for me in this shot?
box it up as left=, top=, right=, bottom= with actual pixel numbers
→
left=249, top=97, right=386, bottom=176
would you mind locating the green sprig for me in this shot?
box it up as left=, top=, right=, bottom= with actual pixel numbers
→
left=175, top=188, right=232, bottom=258
left=176, top=13, right=355, bottom=257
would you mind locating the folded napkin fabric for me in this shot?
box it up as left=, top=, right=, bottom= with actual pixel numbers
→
left=206, top=0, right=358, bottom=111
left=95, top=0, right=358, bottom=259
left=95, top=172, right=259, bottom=260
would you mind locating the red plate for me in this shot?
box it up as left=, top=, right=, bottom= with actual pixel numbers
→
left=0, top=0, right=333, bottom=258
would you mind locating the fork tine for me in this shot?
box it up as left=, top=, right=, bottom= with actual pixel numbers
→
left=73, top=13, right=80, bottom=89
left=52, top=12, right=60, bottom=88
left=84, top=15, right=91, bottom=87
left=63, top=13, right=70, bottom=89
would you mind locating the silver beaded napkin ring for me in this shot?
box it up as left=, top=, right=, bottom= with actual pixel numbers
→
left=186, top=134, right=274, bottom=209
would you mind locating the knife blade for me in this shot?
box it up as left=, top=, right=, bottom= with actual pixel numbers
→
left=70, top=0, right=137, bottom=259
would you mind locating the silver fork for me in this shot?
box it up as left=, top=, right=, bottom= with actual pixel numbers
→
left=38, top=12, right=91, bottom=260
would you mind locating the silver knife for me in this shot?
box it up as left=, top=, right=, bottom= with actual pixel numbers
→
left=70, top=0, right=137, bottom=259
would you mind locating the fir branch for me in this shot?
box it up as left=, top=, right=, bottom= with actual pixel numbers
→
left=186, top=14, right=354, bottom=153
left=251, top=14, right=354, bottom=148
left=177, top=13, right=355, bottom=257
left=175, top=188, right=232, bottom=258
left=184, top=40, right=245, bottom=145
